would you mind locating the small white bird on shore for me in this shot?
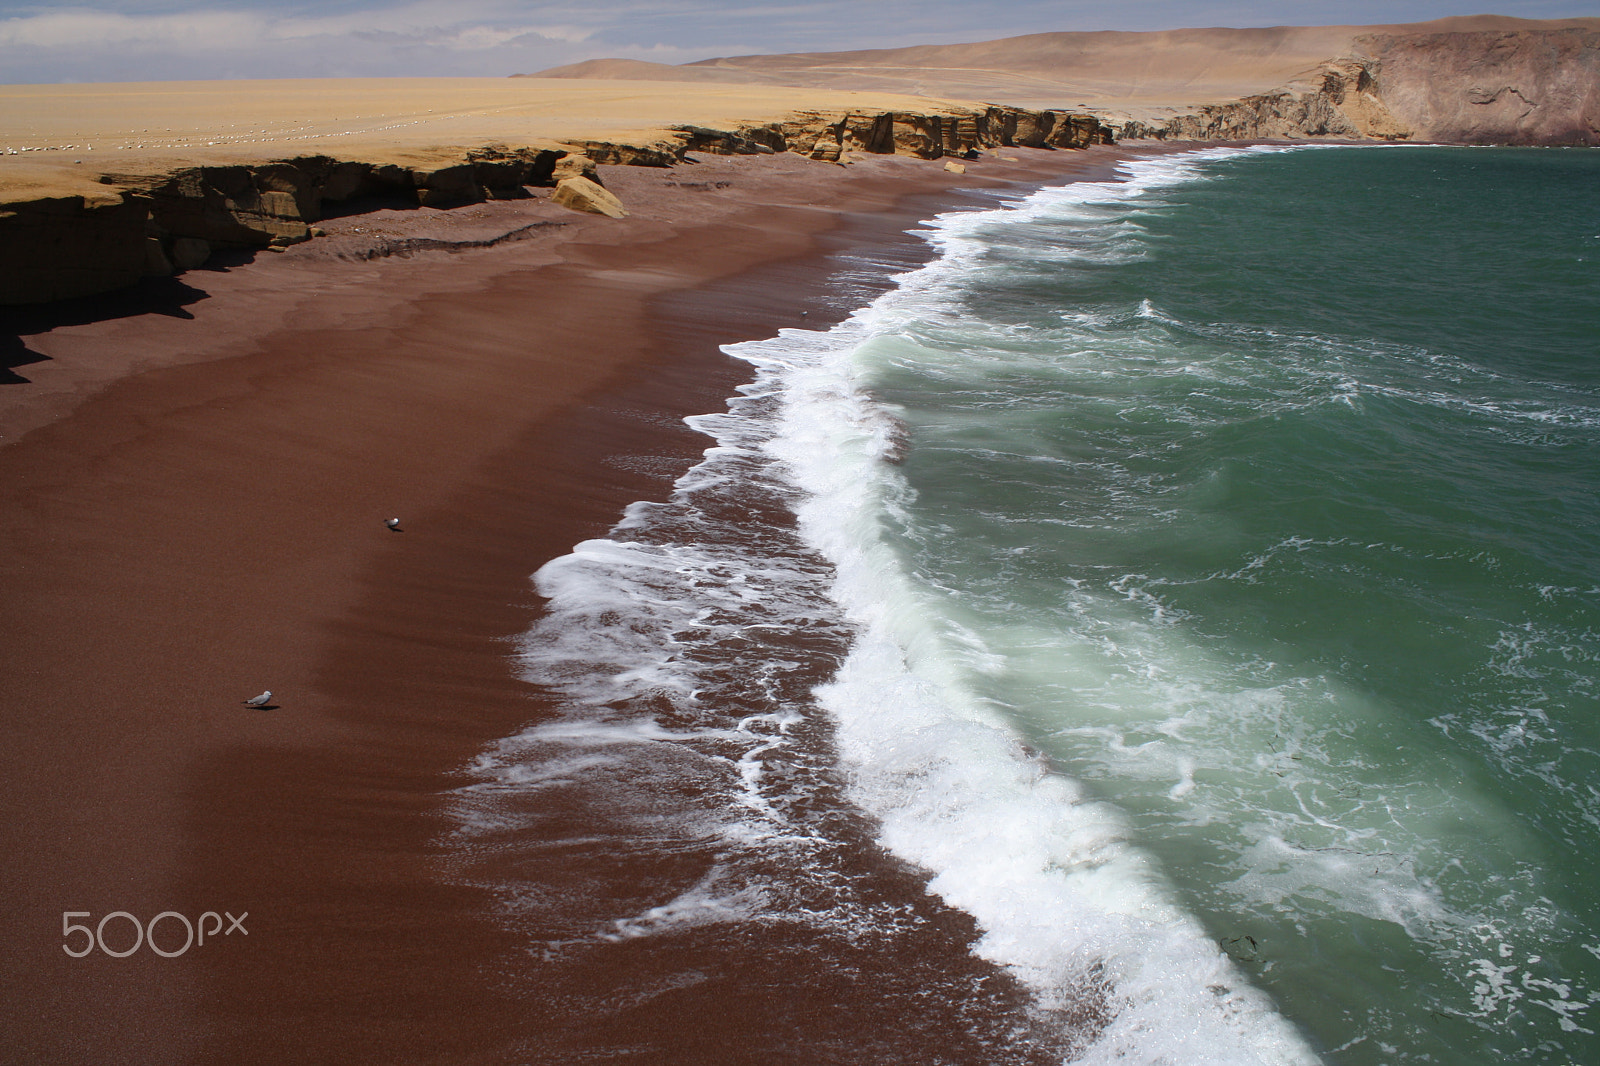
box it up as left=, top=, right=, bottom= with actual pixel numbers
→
left=243, top=691, right=272, bottom=708
left=385, top=518, right=403, bottom=531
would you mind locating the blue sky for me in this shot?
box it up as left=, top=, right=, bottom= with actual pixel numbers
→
left=1, top=1, right=1594, bottom=83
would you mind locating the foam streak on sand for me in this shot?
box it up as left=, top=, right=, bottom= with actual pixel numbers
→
left=448, top=149, right=1323, bottom=1064
left=0, top=146, right=1133, bottom=1064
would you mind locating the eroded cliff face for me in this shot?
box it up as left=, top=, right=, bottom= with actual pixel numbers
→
left=1, top=146, right=563, bottom=305
left=747, top=105, right=1110, bottom=160
left=1120, top=27, right=1599, bottom=145
left=1357, top=28, right=1600, bottom=145
left=1, top=105, right=1112, bottom=306
left=10, top=22, right=1593, bottom=306
left=1117, top=58, right=1411, bottom=142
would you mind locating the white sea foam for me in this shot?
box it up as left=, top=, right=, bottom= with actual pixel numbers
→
left=724, top=146, right=1329, bottom=1063
left=453, top=144, right=1600, bottom=1060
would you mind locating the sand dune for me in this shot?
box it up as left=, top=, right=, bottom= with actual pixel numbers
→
left=533, top=16, right=1600, bottom=115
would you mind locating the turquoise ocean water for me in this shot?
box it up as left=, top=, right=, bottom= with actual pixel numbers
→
left=458, top=146, right=1600, bottom=1064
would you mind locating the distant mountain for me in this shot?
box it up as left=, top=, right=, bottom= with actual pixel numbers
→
left=524, top=17, right=1600, bottom=144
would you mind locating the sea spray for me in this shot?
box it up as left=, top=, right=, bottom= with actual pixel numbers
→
left=744, top=156, right=1326, bottom=1062
left=451, top=144, right=1600, bottom=1064
left=766, top=144, right=1600, bottom=1063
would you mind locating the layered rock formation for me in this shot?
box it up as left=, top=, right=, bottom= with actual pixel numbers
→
left=2, top=146, right=562, bottom=305
left=1, top=103, right=1110, bottom=305
left=8, top=16, right=1595, bottom=306
left=735, top=105, right=1110, bottom=160
left=564, top=103, right=1109, bottom=166
left=1115, top=57, right=1411, bottom=142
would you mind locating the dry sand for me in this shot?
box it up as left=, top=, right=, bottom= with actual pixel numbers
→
left=5, top=14, right=1597, bottom=203
left=0, top=143, right=1136, bottom=1063
left=0, top=77, right=988, bottom=203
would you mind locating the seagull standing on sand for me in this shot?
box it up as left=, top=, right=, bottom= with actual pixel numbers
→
left=243, top=691, right=272, bottom=708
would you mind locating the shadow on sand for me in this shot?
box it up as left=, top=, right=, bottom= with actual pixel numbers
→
left=0, top=273, right=219, bottom=384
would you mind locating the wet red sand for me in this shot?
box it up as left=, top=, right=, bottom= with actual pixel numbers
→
left=0, top=146, right=1134, bottom=1063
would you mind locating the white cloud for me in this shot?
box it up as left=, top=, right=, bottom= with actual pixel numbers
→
left=436, top=25, right=563, bottom=50
left=0, top=9, right=264, bottom=49
left=0, top=1, right=622, bottom=80
left=262, top=1, right=594, bottom=44
left=0, top=3, right=596, bottom=50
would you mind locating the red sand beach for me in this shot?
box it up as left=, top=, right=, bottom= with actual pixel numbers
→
left=0, top=145, right=1136, bottom=1063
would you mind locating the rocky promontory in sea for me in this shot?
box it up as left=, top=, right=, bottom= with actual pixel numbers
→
left=1117, top=25, right=1600, bottom=143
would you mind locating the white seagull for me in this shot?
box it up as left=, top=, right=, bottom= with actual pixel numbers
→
left=385, top=518, right=403, bottom=531
left=243, top=691, right=272, bottom=707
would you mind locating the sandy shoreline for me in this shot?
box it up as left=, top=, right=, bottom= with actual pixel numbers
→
left=0, top=144, right=1139, bottom=1061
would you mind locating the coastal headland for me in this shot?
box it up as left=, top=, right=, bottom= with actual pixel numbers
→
left=534, top=14, right=1600, bottom=143
left=1, top=15, right=1597, bottom=1063
left=1, top=80, right=1112, bottom=304
left=3, top=15, right=1597, bottom=306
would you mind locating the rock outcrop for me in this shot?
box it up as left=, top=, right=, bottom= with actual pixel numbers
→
left=3, top=147, right=563, bottom=304
left=557, top=105, right=1114, bottom=167
left=551, top=176, right=627, bottom=218
left=1114, top=27, right=1599, bottom=145
left=1355, top=27, right=1600, bottom=145
left=1116, top=57, right=1411, bottom=142
left=550, top=153, right=603, bottom=185
left=728, top=105, right=1111, bottom=162
left=11, top=20, right=1593, bottom=306
left=2, top=105, right=1113, bottom=306
left=0, top=192, right=150, bottom=307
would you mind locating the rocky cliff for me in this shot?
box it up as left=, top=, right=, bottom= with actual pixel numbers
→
left=3, top=146, right=558, bottom=305
left=1, top=104, right=1110, bottom=305
left=1114, top=57, right=1411, bottom=141
left=1079, top=27, right=1599, bottom=145
left=10, top=17, right=1596, bottom=306
left=714, top=104, right=1111, bottom=161
left=1356, top=27, right=1600, bottom=145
